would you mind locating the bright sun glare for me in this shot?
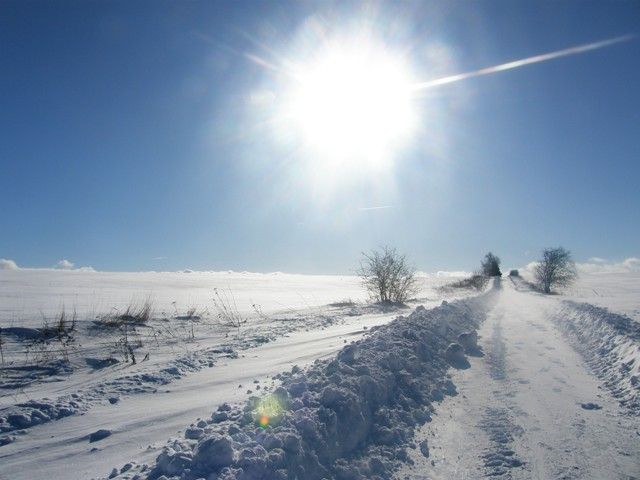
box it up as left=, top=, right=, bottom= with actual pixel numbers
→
left=284, top=40, right=416, bottom=167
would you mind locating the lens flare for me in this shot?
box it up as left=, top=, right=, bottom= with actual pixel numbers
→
left=254, top=394, right=286, bottom=429
left=259, top=415, right=270, bottom=428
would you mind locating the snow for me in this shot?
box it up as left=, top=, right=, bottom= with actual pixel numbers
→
left=0, top=269, right=472, bottom=479
left=554, top=301, right=640, bottom=413
left=398, top=278, right=640, bottom=479
left=1, top=268, right=638, bottom=479
left=0, top=269, right=461, bottom=327
left=564, top=270, right=640, bottom=323
left=143, top=287, right=496, bottom=480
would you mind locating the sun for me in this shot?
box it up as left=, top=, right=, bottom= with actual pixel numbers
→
left=283, top=39, right=416, bottom=168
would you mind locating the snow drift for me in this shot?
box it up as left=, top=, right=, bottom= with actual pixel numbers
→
left=554, top=301, right=640, bottom=414
left=144, top=285, right=497, bottom=480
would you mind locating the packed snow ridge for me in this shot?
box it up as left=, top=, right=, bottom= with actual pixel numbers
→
left=554, top=301, right=640, bottom=414
left=141, top=285, right=497, bottom=480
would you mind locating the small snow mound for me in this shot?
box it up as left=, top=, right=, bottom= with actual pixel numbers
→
left=193, top=434, right=235, bottom=470
left=445, top=343, right=469, bottom=369
left=458, top=330, right=479, bottom=352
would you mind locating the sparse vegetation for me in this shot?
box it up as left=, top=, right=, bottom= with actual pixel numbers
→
left=440, top=274, right=489, bottom=292
left=98, top=299, right=153, bottom=329
left=251, top=303, right=269, bottom=321
left=93, top=299, right=154, bottom=364
left=534, top=247, right=577, bottom=294
left=328, top=298, right=357, bottom=308
left=212, top=288, right=246, bottom=333
left=25, top=308, right=78, bottom=364
left=171, top=302, right=204, bottom=321
left=358, top=246, right=418, bottom=303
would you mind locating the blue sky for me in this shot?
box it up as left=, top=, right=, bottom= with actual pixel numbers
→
left=1, top=1, right=639, bottom=274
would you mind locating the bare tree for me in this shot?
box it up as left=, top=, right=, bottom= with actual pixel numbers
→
left=534, top=247, right=577, bottom=293
left=481, top=252, right=502, bottom=277
left=358, top=246, right=418, bottom=303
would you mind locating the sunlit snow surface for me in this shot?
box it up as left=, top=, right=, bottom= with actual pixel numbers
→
left=0, top=270, right=638, bottom=480
left=0, top=269, right=462, bottom=327
left=564, top=270, right=640, bottom=322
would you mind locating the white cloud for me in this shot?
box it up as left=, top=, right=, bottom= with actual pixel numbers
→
left=588, top=257, right=607, bottom=264
left=621, top=257, right=640, bottom=270
left=522, top=261, right=539, bottom=276
left=577, top=257, right=640, bottom=274
left=522, top=257, right=640, bottom=276
left=0, top=258, right=19, bottom=270
left=0, top=259, right=95, bottom=272
left=55, top=259, right=75, bottom=270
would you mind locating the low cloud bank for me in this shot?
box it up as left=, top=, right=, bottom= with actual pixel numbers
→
left=577, top=257, right=640, bottom=273
left=0, top=259, right=19, bottom=270
left=523, top=257, right=640, bottom=276
left=0, top=258, right=94, bottom=272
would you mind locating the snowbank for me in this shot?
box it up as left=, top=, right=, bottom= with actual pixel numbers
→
left=142, top=287, right=497, bottom=480
left=554, top=301, right=640, bottom=414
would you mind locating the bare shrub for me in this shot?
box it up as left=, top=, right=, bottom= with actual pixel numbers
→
left=358, top=246, right=418, bottom=303
left=534, top=247, right=577, bottom=294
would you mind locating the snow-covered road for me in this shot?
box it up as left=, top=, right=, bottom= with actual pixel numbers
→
left=399, top=279, right=640, bottom=479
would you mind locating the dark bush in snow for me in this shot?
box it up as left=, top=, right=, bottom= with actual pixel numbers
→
left=481, top=252, right=502, bottom=277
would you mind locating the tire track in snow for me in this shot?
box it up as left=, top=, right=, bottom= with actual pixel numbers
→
left=479, top=317, right=525, bottom=478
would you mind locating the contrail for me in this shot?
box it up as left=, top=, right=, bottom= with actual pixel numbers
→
left=358, top=205, right=394, bottom=211
left=413, top=34, right=636, bottom=91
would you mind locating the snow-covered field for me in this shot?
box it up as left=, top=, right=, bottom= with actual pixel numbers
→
left=564, top=270, right=640, bottom=323
left=0, top=269, right=470, bottom=479
left=0, top=270, right=369, bottom=327
left=0, top=269, right=638, bottom=479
